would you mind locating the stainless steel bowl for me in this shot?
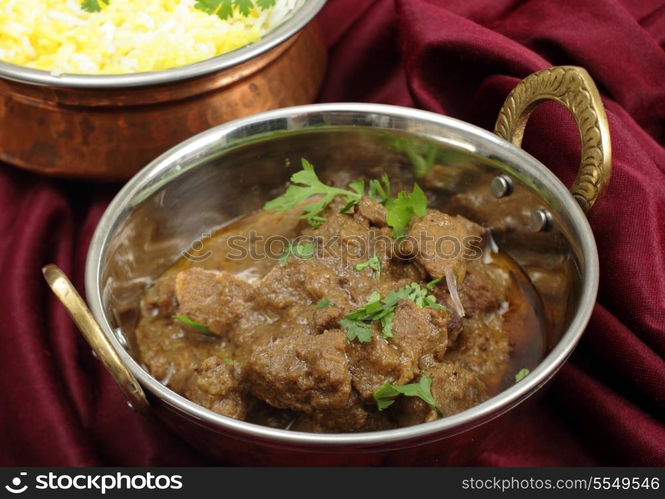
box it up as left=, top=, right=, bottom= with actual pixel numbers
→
left=44, top=66, right=611, bottom=465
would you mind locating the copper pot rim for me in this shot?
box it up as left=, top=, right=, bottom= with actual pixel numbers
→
left=84, top=103, right=599, bottom=449
left=0, top=0, right=326, bottom=89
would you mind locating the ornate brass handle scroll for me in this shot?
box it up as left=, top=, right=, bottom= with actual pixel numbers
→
left=42, top=264, right=149, bottom=413
left=494, top=66, right=611, bottom=213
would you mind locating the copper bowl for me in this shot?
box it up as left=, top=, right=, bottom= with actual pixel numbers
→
left=0, top=0, right=327, bottom=181
left=44, top=66, right=611, bottom=465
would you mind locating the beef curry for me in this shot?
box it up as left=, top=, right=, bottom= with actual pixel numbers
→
left=135, top=159, right=545, bottom=432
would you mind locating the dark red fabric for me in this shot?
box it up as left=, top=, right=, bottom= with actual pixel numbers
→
left=1, top=0, right=664, bottom=466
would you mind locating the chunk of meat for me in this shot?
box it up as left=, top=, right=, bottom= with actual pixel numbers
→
left=183, top=356, right=250, bottom=419
left=347, top=332, right=411, bottom=400
left=355, top=196, right=387, bottom=226
left=137, top=319, right=224, bottom=393
left=306, top=212, right=394, bottom=264
left=306, top=213, right=371, bottom=260
left=255, top=263, right=313, bottom=311
left=311, top=305, right=345, bottom=333
left=175, top=267, right=254, bottom=337
left=428, top=361, right=488, bottom=416
left=396, top=361, right=488, bottom=426
left=385, top=256, right=427, bottom=282
left=291, top=393, right=369, bottom=432
left=347, top=300, right=449, bottom=399
left=256, top=212, right=386, bottom=309
left=245, top=329, right=352, bottom=412
left=390, top=300, right=449, bottom=368
left=143, top=274, right=177, bottom=316
left=407, top=210, right=484, bottom=283
left=255, top=259, right=352, bottom=312
left=395, top=397, right=438, bottom=427
left=445, top=318, right=509, bottom=391
left=459, top=261, right=510, bottom=317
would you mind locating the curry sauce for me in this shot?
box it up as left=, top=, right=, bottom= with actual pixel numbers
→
left=134, top=185, right=546, bottom=432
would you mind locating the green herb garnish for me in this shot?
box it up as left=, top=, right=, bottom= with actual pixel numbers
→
left=339, top=318, right=375, bottom=343
left=354, top=254, right=382, bottom=280
left=365, top=173, right=429, bottom=238
left=340, top=180, right=366, bottom=213
left=384, top=184, right=428, bottom=238
left=515, top=368, right=530, bottom=383
left=342, top=291, right=388, bottom=342
left=175, top=315, right=212, bottom=336
left=368, top=174, right=392, bottom=204
left=278, top=240, right=316, bottom=266
left=392, top=138, right=439, bottom=178
left=426, top=277, right=442, bottom=290
left=315, top=298, right=334, bottom=309
left=81, top=0, right=108, bottom=12
left=340, top=283, right=445, bottom=343
left=194, top=0, right=276, bottom=19
left=264, top=159, right=363, bottom=227
left=373, top=374, right=437, bottom=411
left=82, top=0, right=276, bottom=18
left=264, top=160, right=428, bottom=236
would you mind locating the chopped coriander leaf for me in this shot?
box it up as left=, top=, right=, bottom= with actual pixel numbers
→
left=344, top=292, right=382, bottom=321
left=373, top=374, right=437, bottom=411
left=223, top=358, right=234, bottom=364
left=339, top=318, right=374, bottom=343
left=234, top=0, right=253, bottom=16
left=340, top=283, right=444, bottom=342
left=379, top=312, right=394, bottom=339
left=264, top=159, right=363, bottom=227
left=515, top=368, right=530, bottom=383
left=388, top=282, right=446, bottom=310
left=354, top=254, right=382, bottom=280
left=264, top=163, right=428, bottom=236
left=194, top=0, right=275, bottom=19
left=81, top=1, right=278, bottom=28
left=194, top=0, right=233, bottom=18
left=368, top=174, right=392, bottom=204
left=81, top=0, right=108, bottom=12
left=424, top=295, right=446, bottom=310
left=392, top=138, right=439, bottom=178
left=278, top=241, right=316, bottom=266
left=384, top=184, right=428, bottom=238
left=349, top=179, right=365, bottom=196
left=412, top=143, right=439, bottom=178
left=340, top=180, right=366, bottom=213
left=315, top=298, right=334, bottom=309
left=373, top=382, right=400, bottom=410
left=426, top=277, right=442, bottom=290
left=175, top=315, right=212, bottom=336
left=256, top=0, right=277, bottom=9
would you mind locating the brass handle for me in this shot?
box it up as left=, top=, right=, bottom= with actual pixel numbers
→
left=42, top=264, right=149, bottom=413
left=494, top=66, right=611, bottom=213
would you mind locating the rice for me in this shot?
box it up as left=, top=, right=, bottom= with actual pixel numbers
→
left=0, top=0, right=300, bottom=75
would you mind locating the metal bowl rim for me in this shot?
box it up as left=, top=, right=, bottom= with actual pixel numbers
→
left=0, top=0, right=326, bottom=89
left=85, top=102, right=599, bottom=447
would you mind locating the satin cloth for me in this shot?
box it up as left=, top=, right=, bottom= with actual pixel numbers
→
left=1, top=0, right=663, bottom=465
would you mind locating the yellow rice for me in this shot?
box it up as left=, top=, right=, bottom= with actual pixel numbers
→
left=0, top=0, right=297, bottom=74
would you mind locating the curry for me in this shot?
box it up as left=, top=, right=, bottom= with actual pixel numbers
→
left=135, top=159, right=545, bottom=432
